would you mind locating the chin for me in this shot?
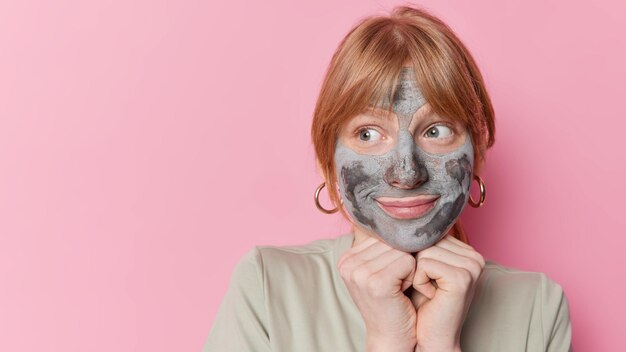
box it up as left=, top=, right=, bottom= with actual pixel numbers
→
left=378, top=228, right=447, bottom=253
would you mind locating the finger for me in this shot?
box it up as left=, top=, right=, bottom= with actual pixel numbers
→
left=417, top=246, right=482, bottom=282
left=442, top=233, right=473, bottom=249
left=347, top=250, right=414, bottom=296
left=366, top=253, right=416, bottom=294
left=349, top=236, right=379, bottom=254
left=436, top=236, right=485, bottom=269
left=401, top=276, right=414, bottom=292
left=339, top=240, right=395, bottom=272
left=414, top=257, right=474, bottom=296
left=357, top=240, right=396, bottom=262
left=409, top=290, right=429, bottom=309
left=413, top=265, right=437, bottom=299
left=362, top=248, right=412, bottom=276
left=437, top=235, right=474, bottom=254
left=338, top=237, right=378, bottom=267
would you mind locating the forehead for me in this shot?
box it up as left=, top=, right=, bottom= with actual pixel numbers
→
left=373, top=67, right=427, bottom=118
left=392, top=67, right=427, bottom=117
left=353, top=66, right=468, bottom=129
left=362, top=103, right=433, bottom=121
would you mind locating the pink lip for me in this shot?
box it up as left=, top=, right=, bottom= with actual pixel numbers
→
left=375, top=195, right=440, bottom=220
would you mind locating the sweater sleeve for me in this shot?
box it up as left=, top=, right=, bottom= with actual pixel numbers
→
left=203, top=247, right=271, bottom=352
left=540, top=274, right=572, bottom=352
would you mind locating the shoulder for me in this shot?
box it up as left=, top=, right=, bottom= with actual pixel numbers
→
left=231, top=235, right=350, bottom=285
left=481, top=260, right=563, bottom=291
left=480, top=260, right=567, bottom=305
left=232, top=235, right=337, bottom=272
left=477, top=260, right=569, bottom=319
left=255, top=236, right=340, bottom=267
left=463, top=260, right=572, bottom=351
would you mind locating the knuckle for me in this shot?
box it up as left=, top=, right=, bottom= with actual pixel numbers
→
left=365, top=274, right=388, bottom=297
left=351, top=267, right=371, bottom=286
left=416, top=256, right=432, bottom=268
left=416, top=250, right=427, bottom=260
left=337, top=256, right=352, bottom=278
left=470, top=256, right=485, bottom=272
left=469, top=261, right=482, bottom=277
left=338, top=266, right=351, bottom=280
left=475, top=253, right=486, bottom=268
left=455, top=268, right=473, bottom=286
left=400, top=253, right=416, bottom=268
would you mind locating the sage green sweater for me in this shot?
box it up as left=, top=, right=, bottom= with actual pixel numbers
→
left=205, top=233, right=571, bottom=351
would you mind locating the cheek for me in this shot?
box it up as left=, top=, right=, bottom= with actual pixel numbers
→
left=335, top=150, right=387, bottom=194
left=337, top=160, right=381, bottom=231
left=444, top=154, right=472, bottom=186
left=339, top=161, right=370, bottom=196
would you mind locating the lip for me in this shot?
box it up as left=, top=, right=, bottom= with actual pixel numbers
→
left=375, top=195, right=440, bottom=220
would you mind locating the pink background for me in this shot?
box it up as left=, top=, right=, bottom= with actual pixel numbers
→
left=1, top=0, right=624, bottom=351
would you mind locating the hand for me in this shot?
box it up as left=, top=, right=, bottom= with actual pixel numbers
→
left=338, top=237, right=418, bottom=352
left=409, top=234, right=485, bottom=352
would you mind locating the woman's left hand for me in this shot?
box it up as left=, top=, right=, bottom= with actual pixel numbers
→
left=410, top=234, right=485, bottom=352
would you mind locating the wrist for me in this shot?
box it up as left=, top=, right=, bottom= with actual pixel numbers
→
left=415, top=343, right=461, bottom=352
left=415, top=329, right=462, bottom=352
left=367, top=335, right=416, bottom=352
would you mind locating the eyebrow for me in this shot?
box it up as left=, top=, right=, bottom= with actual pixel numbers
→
left=416, top=103, right=433, bottom=116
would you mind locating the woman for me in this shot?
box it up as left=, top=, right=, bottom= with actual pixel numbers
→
left=205, top=5, right=571, bottom=352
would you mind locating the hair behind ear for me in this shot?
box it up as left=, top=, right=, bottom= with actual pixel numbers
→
left=473, top=153, right=485, bottom=176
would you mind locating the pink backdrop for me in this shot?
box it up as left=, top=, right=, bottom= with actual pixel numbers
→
left=1, top=0, right=624, bottom=351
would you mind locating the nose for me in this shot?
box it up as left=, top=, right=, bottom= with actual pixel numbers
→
left=383, top=131, right=428, bottom=189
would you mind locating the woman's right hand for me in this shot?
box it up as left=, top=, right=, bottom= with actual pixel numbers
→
left=337, top=237, right=417, bottom=352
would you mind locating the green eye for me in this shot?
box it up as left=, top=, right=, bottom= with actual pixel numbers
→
left=425, top=125, right=452, bottom=138
left=358, top=128, right=382, bottom=142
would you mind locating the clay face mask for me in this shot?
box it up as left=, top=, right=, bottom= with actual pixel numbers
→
left=334, top=67, right=474, bottom=252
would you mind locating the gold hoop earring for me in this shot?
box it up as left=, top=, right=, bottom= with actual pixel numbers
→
left=314, top=182, right=341, bottom=214
left=468, top=175, right=486, bottom=208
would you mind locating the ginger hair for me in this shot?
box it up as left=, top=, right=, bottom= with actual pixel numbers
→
left=311, top=6, right=495, bottom=244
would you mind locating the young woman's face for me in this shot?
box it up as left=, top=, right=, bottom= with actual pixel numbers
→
left=334, top=67, right=474, bottom=252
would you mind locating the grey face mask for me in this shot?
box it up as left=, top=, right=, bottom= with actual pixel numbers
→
left=334, top=67, right=474, bottom=252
